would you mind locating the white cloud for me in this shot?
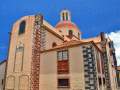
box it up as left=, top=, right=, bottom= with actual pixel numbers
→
left=107, top=30, right=120, bottom=66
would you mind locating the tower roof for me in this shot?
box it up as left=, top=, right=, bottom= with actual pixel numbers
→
left=55, top=9, right=81, bottom=33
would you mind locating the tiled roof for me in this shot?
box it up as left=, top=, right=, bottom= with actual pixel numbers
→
left=43, top=20, right=64, bottom=40
left=41, top=40, right=102, bottom=53
left=55, top=40, right=83, bottom=48
left=81, top=36, right=102, bottom=43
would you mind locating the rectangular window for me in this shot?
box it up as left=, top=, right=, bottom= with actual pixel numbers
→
left=58, top=79, right=70, bottom=88
left=57, top=50, right=69, bottom=74
left=103, top=78, right=105, bottom=85
left=2, top=79, right=4, bottom=85
left=58, top=51, right=63, bottom=60
left=57, top=50, right=68, bottom=61
left=99, top=77, right=102, bottom=86
left=62, top=51, right=68, bottom=60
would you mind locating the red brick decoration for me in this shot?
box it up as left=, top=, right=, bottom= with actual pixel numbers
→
left=30, top=14, right=43, bottom=90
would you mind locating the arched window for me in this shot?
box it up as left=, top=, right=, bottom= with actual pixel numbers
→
left=62, top=13, right=65, bottom=21
left=59, top=30, right=62, bottom=33
left=6, top=76, right=15, bottom=90
left=19, top=20, right=26, bottom=35
left=19, top=75, right=29, bottom=90
left=52, top=42, right=57, bottom=47
left=78, top=32, right=80, bottom=38
left=68, top=30, right=73, bottom=36
left=14, top=42, right=24, bottom=72
left=66, top=12, right=68, bottom=21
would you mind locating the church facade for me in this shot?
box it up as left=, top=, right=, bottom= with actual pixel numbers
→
left=5, top=10, right=118, bottom=90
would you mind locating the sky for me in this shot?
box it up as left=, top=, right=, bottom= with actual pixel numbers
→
left=0, top=0, right=120, bottom=64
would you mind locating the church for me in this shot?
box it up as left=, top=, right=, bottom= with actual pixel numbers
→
left=4, top=10, right=118, bottom=90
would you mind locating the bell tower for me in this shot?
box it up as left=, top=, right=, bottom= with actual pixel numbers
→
left=56, top=10, right=81, bottom=39
left=60, top=10, right=71, bottom=21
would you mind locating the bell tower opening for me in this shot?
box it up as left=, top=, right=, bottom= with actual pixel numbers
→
left=60, top=10, right=71, bottom=21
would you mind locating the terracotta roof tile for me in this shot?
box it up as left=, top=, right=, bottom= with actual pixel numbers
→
left=41, top=40, right=102, bottom=53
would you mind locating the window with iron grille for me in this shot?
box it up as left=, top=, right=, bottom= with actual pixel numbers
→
left=58, top=79, right=70, bottom=88
left=57, top=50, right=69, bottom=74
left=57, top=50, right=68, bottom=61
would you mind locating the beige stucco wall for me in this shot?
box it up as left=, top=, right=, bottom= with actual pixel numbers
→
left=40, top=51, right=57, bottom=90
left=69, top=46, right=85, bottom=90
left=45, top=29, right=63, bottom=50
left=40, top=46, right=85, bottom=90
left=5, top=16, right=34, bottom=90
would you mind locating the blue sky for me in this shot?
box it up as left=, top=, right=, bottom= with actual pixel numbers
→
left=0, top=0, right=120, bottom=63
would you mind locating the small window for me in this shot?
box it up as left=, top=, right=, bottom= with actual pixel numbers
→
left=52, top=42, right=57, bottom=47
left=99, top=77, right=102, bottom=86
left=66, top=12, right=68, bottom=21
left=62, top=13, right=65, bottom=21
left=58, top=79, right=70, bottom=88
left=59, top=30, right=62, bottom=32
left=62, top=51, right=68, bottom=60
left=57, top=50, right=68, bottom=61
left=103, top=78, right=105, bottom=85
left=78, top=32, right=80, bottom=38
left=69, top=30, right=73, bottom=36
left=16, top=46, right=24, bottom=52
left=19, top=20, right=26, bottom=35
left=2, top=79, right=4, bottom=85
left=58, top=51, right=63, bottom=60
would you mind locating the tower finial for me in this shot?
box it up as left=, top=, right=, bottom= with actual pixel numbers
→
left=60, top=10, right=71, bottom=21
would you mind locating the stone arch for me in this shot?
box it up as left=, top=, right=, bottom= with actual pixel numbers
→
left=6, top=76, right=15, bottom=90
left=14, top=42, right=24, bottom=72
left=19, top=75, right=29, bottom=90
